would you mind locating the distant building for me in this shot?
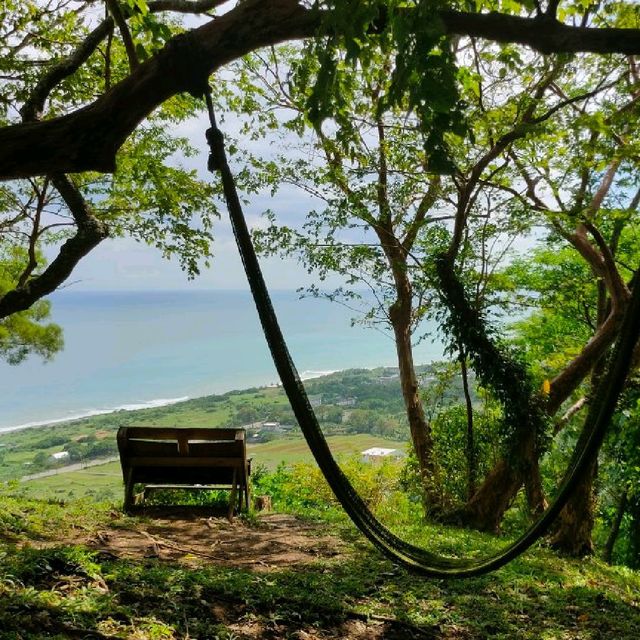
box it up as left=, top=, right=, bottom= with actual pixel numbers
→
left=262, top=421, right=281, bottom=430
left=50, top=451, right=70, bottom=462
left=361, top=447, right=405, bottom=463
left=336, top=397, right=356, bottom=407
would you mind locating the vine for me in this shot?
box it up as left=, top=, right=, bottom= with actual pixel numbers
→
left=434, top=253, right=551, bottom=464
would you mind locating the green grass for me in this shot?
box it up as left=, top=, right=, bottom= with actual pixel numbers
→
left=0, top=386, right=292, bottom=482
left=248, top=433, right=406, bottom=468
left=0, top=493, right=638, bottom=639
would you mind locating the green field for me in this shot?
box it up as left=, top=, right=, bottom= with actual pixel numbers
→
left=13, top=434, right=406, bottom=502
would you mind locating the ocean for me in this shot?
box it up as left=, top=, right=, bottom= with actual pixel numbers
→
left=0, top=290, right=445, bottom=431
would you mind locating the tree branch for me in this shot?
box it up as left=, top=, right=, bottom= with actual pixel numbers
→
left=402, top=175, right=440, bottom=252
left=0, top=174, right=109, bottom=319
left=146, top=0, right=226, bottom=12
left=0, top=0, right=316, bottom=179
left=19, top=19, right=114, bottom=122
left=105, top=0, right=139, bottom=72
left=439, top=10, right=640, bottom=55
left=3, top=4, right=640, bottom=180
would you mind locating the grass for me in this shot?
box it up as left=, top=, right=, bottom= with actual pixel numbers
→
left=0, top=493, right=638, bottom=639
left=0, top=385, right=291, bottom=483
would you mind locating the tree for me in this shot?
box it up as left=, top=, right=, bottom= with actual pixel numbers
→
left=233, top=29, right=637, bottom=535
left=0, top=0, right=639, bottom=324
left=1, top=0, right=640, bottom=547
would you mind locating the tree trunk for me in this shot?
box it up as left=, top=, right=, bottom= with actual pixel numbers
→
left=388, top=283, right=441, bottom=514
left=524, top=458, right=548, bottom=517
left=603, top=489, right=628, bottom=564
left=459, top=345, right=477, bottom=500
left=550, top=283, right=609, bottom=555
left=549, top=456, right=598, bottom=556
left=460, top=428, right=540, bottom=531
left=461, top=458, right=522, bottom=532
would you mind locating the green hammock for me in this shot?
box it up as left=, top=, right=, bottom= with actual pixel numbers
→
left=203, top=90, right=640, bottom=577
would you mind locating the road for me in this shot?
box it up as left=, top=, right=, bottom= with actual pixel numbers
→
left=20, top=456, right=119, bottom=481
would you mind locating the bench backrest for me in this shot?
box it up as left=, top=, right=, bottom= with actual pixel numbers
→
left=117, top=426, right=247, bottom=486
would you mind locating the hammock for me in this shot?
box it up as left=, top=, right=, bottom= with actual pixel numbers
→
left=203, top=90, right=640, bottom=577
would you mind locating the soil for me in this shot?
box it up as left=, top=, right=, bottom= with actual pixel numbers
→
left=77, top=510, right=348, bottom=571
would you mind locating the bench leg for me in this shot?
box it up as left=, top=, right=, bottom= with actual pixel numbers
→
left=243, top=468, right=251, bottom=512
left=228, top=468, right=238, bottom=521
left=123, top=469, right=135, bottom=514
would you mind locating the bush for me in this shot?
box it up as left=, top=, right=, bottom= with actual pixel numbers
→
left=253, top=456, right=405, bottom=516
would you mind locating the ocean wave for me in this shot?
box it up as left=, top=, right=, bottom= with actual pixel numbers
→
left=0, top=396, right=190, bottom=434
left=299, top=369, right=340, bottom=380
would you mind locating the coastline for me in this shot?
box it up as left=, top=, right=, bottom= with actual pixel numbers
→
left=0, top=368, right=342, bottom=435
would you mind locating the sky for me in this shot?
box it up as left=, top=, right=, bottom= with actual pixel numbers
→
left=53, top=107, right=342, bottom=292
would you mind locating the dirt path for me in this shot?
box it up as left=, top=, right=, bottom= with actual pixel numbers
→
left=66, top=510, right=347, bottom=571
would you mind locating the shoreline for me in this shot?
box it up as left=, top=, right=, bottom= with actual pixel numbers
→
left=0, top=368, right=345, bottom=435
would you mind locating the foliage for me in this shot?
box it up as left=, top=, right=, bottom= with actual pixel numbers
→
left=308, top=0, right=466, bottom=172
left=435, top=255, right=551, bottom=459
left=0, top=242, right=62, bottom=365
left=253, top=455, right=403, bottom=517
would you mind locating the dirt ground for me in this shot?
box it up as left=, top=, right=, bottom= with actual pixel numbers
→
left=78, top=509, right=348, bottom=571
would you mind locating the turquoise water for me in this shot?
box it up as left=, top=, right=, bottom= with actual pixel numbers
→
left=0, top=290, right=444, bottom=431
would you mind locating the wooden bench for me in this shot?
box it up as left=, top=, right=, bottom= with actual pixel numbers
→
left=117, top=427, right=251, bottom=518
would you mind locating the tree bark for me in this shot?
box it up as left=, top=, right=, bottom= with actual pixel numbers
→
left=387, top=267, right=441, bottom=514
left=549, top=282, right=610, bottom=555
left=459, top=345, right=477, bottom=500
left=524, top=457, right=548, bottom=517
left=0, top=0, right=317, bottom=179
left=460, top=428, right=541, bottom=532
left=461, top=459, right=522, bottom=532
left=549, top=456, right=598, bottom=556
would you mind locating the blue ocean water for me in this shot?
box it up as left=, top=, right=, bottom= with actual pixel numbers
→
left=0, top=290, right=444, bottom=431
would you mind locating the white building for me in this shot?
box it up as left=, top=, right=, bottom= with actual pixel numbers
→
left=50, top=451, right=70, bottom=462
left=361, top=447, right=405, bottom=463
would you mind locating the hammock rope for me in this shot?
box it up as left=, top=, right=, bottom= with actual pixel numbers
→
left=203, top=90, right=640, bottom=577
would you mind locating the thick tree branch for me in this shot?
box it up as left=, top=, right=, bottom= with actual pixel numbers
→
left=547, top=309, right=623, bottom=413
left=440, top=10, right=640, bottom=55
left=146, top=0, right=226, bottom=12
left=3, top=4, right=640, bottom=180
left=583, top=220, right=630, bottom=306
left=0, top=0, right=316, bottom=179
